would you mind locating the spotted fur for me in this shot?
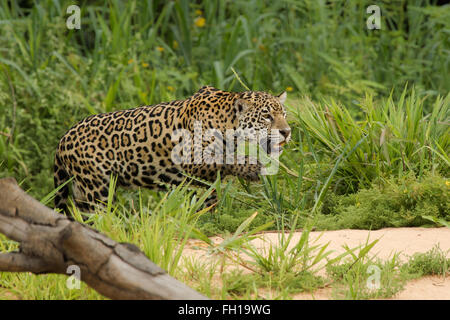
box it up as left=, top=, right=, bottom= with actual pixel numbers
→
left=54, top=86, right=291, bottom=213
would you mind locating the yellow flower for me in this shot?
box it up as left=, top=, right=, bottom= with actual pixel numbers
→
left=195, top=9, right=203, bottom=16
left=167, top=86, right=175, bottom=92
left=286, top=86, right=294, bottom=92
left=142, top=62, right=149, bottom=68
left=127, top=58, right=134, bottom=64
left=156, top=46, right=164, bottom=52
left=172, top=40, right=179, bottom=49
left=194, top=17, right=206, bottom=28
left=446, top=181, right=450, bottom=187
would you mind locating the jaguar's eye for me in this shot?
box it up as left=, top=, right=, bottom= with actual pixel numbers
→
left=264, top=114, right=273, bottom=122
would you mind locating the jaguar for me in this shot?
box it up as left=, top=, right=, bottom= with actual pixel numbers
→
left=54, top=86, right=291, bottom=214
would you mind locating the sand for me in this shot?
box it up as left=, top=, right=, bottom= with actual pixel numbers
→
left=182, top=227, right=450, bottom=300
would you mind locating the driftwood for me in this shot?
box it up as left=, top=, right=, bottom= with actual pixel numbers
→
left=0, top=177, right=207, bottom=300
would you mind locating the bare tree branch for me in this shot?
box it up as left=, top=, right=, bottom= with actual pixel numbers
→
left=0, top=177, right=207, bottom=300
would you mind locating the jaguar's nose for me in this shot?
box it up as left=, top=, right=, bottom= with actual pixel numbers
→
left=280, top=128, right=291, bottom=140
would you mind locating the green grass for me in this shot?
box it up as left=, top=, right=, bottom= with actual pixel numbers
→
left=289, top=89, right=449, bottom=193
left=0, top=179, right=448, bottom=300
left=402, top=245, right=450, bottom=278
left=315, top=172, right=449, bottom=230
left=327, top=245, right=449, bottom=300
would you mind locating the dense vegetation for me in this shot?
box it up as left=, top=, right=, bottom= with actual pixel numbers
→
left=0, top=0, right=448, bottom=300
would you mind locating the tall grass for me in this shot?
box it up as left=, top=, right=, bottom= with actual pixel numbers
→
left=288, top=88, right=449, bottom=193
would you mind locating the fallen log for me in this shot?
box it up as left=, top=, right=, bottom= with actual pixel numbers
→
left=0, top=177, right=207, bottom=300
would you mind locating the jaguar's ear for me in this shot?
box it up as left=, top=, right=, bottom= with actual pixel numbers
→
left=277, top=91, right=287, bottom=104
left=234, top=98, right=251, bottom=116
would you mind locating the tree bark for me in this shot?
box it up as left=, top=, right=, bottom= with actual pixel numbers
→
left=0, top=177, right=207, bottom=300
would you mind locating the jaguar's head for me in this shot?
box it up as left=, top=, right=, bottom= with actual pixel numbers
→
left=234, top=90, right=291, bottom=154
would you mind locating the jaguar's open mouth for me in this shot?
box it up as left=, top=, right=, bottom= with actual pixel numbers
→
left=260, top=137, right=287, bottom=155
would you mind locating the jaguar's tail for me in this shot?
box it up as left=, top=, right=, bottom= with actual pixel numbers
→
left=53, top=152, right=70, bottom=214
